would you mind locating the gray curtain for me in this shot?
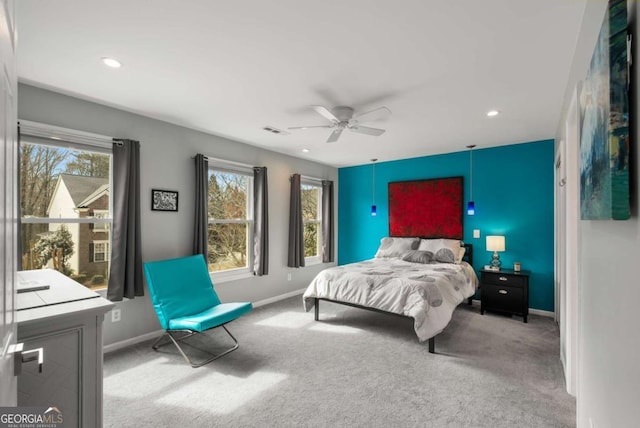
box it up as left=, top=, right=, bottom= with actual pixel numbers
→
left=253, top=167, right=269, bottom=275
left=322, top=180, right=334, bottom=263
left=193, top=154, right=208, bottom=256
left=107, top=139, right=143, bottom=301
left=287, top=173, right=305, bottom=268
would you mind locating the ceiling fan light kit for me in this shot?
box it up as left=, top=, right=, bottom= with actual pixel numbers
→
left=288, top=105, right=391, bottom=143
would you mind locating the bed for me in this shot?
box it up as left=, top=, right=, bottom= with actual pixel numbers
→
left=303, top=239, right=477, bottom=352
left=303, top=176, right=478, bottom=353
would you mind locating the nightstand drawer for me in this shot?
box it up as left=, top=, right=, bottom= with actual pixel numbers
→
left=481, top=272, right=525, bottom=288
left=482, top=284, right=524, bottom=313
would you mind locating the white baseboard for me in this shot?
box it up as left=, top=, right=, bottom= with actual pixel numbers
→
left=469, top=299, right=555, bottom=318
left=103, top=288, right=307, bottom=354
left=103, top=329, right=164, bottom=354
left=529, top=308, right=555, bottom=318
left=252, top=288, right=306, bottom=308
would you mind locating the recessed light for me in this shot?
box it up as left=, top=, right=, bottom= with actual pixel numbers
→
left=101, top=57, right=122, bottom=68
left=486, top=110, right=500, bottom=117
left=302, top=148, right=310, bottom=153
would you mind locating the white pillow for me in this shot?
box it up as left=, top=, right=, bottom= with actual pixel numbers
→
left=375, top=237, right=420, bottom=258
left=418, top=238, right=462, bottom=264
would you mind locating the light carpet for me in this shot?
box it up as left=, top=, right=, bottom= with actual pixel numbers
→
left=103, top=295, right=575, bottom=428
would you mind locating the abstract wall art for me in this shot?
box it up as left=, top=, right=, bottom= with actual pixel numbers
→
left=579, top=0, right=630, bottom=220
left=388, top=176, right=463, bottom=239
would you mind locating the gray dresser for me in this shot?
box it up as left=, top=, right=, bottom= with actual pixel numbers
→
left=17, top=269, right=114, bottom=428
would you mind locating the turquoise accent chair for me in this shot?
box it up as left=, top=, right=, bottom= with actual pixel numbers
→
left=143, top=254, right=253, bottom=367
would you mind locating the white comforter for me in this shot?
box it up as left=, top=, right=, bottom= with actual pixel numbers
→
left=303, top=258, right=478, bottom=341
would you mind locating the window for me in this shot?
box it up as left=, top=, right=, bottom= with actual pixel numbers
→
left=301, top=180, right=322, bottom=261
left=92, top=241, right=109, bottom=262
left=207, top=163, right=254, bottom=276
left=92, top=210, right=110, bottom=231
left=19, top=122, right=113, bottom=290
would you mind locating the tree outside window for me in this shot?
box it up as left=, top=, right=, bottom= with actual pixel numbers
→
left=207, top=169, right=253, bottom=274
left=20, top=138, right=112, bottom=290
left=301, top=182, right=322, bottom=259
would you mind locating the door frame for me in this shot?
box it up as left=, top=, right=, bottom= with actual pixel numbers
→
left=0, top=0, right=18, bottom=406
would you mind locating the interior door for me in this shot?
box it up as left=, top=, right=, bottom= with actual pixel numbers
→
left=0, top=0, right=18, bottom=406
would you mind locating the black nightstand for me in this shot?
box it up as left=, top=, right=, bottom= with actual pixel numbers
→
left=480, top=269, right=530, bottom=323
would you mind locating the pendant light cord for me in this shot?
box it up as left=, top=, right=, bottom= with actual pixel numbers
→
left=372, top=162, right=376, bottom=204
left=469, top=149, right=473, bottom=200
left=467, top=145, right=475, bottom=200
left=371, top=158, right=378, bottom=206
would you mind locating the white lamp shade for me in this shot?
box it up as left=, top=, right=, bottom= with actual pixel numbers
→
left=486, top=235, right=505, bottom=252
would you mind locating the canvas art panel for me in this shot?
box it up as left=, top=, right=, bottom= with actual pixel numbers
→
left=388, top=176, right=463, bottom=239
left=579, top=0, right=629, bottom=220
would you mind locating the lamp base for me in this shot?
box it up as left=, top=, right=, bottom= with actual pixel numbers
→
left=490, top=251, right=502, bottom=270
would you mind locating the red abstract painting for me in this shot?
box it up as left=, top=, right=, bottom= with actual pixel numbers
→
left=388, top=177, right=463, bottom=239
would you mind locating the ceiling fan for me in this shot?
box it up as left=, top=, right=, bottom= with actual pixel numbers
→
left=288, top=105, right=391, bottom=143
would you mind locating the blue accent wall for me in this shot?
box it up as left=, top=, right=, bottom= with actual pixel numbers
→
left=338, top=139, right=555, bottom=311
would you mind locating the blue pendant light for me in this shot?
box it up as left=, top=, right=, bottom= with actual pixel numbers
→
left=467, top=145, right=476, bottom=215
left=467, top=201, right=475, bottom=215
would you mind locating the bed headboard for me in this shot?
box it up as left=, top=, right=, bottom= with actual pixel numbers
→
left=388, top=176, right=463, bottom=239
left=462, top=243, right=473, bottom=265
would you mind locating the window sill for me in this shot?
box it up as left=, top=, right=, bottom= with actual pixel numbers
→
left=210, top=271, right=253, bottom=284
left=304, top=257, right=323, bottom=266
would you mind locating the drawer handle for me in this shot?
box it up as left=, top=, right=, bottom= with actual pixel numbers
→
left=498, top=289, right=508, bottom=295
left=499, top=276, right=508, bottom=281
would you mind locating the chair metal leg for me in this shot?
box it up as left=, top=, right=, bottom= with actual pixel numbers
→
left=151, top=330, right=196, bottom=351
left=151, top=325, right=240, bottom=368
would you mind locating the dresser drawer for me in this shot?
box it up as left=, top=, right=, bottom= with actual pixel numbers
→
left=482, top=284, right=524, bottom=314
left=482, top=271, right=526, bottom=288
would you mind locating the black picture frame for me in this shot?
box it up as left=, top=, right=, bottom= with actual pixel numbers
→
left=151, top=189, right=179, bottom=212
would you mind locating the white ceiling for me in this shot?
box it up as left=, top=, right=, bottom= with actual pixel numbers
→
left=16, top=0, right=587, bottom=167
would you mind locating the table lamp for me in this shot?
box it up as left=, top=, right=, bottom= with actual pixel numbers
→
left=486, top=235, right=505, bottom=270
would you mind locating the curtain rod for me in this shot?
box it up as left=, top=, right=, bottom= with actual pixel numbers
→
left=19, top=119, right=114, bottom=148
left=196, top=154, right=254, bottom=170
left=300, top=175, right=324, bottom=184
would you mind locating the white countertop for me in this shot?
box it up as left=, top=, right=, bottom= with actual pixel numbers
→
left=17, top=269, right=114, bottom=324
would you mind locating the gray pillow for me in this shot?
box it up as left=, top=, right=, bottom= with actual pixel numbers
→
left=434, top=247, right=457, bottom=264
left=402, top=250, right=434, bottom=264
left=374, top=237, right=420, bottom=258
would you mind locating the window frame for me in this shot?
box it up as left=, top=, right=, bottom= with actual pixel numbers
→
left=301, top=177, right=323, bottom=264
left=19, top=120, right=113, bottom=290
left=206, top=159, right=255, bottom=281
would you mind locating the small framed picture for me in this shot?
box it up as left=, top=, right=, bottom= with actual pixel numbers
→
left=151, top=189, right=179, bottom=212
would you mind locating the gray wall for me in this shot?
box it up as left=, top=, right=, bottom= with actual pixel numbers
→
left=18, top=84, right=338, bottom=346
left=555, top=2, right=640, bottom=426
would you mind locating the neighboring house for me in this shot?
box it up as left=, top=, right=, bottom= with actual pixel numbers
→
left=46, top=174, right=110, bottom=281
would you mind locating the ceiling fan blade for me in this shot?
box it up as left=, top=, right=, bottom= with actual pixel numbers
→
left=349, top=125, right=385, bottom=136
left=288, top=125, right=334, bottom=130
left=352, top=106, right=391, bottom=123
left=312, top=105, right=340, bottom=124
left=326, top=128, right=343, bottom=143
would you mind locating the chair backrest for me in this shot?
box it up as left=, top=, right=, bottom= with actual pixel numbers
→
left=143, top=254, right=221, bottom=330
